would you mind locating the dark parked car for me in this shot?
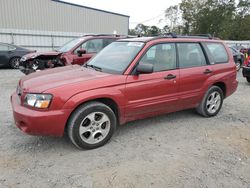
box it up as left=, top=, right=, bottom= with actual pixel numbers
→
left=20, top=34, right=128, bottom=75
left=242, top=56, right=250, bottom=83
left=229, top=47, right=245, bottom=71
left=0, top=43, right=33, bottom=69
left=11, top=34, right=238, bottom=149
left=232, top=45, right=249, bottom=54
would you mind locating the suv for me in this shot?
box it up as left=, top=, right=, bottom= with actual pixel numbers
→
left=11, top=34, right=238, bottom=149
left=19, top=34, right=126, bottom=75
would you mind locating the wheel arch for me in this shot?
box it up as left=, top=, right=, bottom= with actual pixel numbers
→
left=64, top=97, right=121, bottom=134
left=212, top=81, right=226, bottom=98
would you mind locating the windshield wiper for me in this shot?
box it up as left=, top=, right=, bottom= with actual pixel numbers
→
left=85, top=64, right=102, bottom=72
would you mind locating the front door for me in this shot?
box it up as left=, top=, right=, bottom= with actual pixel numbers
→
left=125, top=43, right=180, bottom=120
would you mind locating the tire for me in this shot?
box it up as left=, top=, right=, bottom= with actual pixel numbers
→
left=247, top=77, right=250, bottom=83
left=67, top=102, right=117, bottom=149
left=196, top=86, right=224, bottom=117
left=236, top=60, right=241, bottom=71
left=9, top=57, right=21, bottom=69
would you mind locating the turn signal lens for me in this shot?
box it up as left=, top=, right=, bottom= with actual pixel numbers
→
left=24, top=94, right=52, bottom=109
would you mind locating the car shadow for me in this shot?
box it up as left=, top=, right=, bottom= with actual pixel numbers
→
left=15, top=109, right=199, bottom=152
left=114, top=109, right=199, bottom=138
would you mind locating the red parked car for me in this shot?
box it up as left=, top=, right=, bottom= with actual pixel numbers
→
left=19, top=34, right=126, bottom=74
left=11, top=34, right=238, bottom=149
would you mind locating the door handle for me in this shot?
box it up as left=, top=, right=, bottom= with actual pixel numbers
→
left=164, top=74, right=176, bottom=80
left=204, top=69, right=213, bottom=74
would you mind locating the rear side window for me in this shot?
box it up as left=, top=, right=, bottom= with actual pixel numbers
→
left=204, top=43, right=228, bottom=64
left=177, top=43, right=207, bottom=68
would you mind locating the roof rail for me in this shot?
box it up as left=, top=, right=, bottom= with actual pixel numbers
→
left=151, top=33, right=216, bottom=40
left=182, top=34, right=213, bottom=39
left=162, top=32, right=177, bottom=38
left=82, top=34, right=135, bottom=38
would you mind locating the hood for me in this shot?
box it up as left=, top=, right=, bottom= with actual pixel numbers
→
left=20, top=65, right=111, bottom=93
left=22, top=50, right=62, bottom=60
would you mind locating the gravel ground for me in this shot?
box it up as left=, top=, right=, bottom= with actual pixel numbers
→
left=0, top=69, right=250, bottom=188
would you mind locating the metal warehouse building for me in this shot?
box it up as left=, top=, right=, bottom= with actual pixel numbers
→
left=0, top=0, right=129, bottom=51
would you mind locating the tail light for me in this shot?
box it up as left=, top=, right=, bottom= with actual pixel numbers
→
left=244, top=57, right=250, bottom=66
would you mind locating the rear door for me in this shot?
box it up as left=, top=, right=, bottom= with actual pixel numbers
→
left=177, top=42, right=213, bottom=108
left=125, top=43, right=180, bottom=119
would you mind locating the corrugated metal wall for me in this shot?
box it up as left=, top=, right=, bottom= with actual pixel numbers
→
left=0, top=0, right=129, bottom=51
left=0, top=0, right=129, bottom=35
left=0, top=28, right=82, bottom=51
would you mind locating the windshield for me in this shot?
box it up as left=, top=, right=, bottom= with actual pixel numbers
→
left=86, top=41, right=144, bottom=74
left=58, top=38, right=82, bottom=52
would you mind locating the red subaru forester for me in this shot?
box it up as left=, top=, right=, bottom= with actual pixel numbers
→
left=11, top=34, right=238, bottom=149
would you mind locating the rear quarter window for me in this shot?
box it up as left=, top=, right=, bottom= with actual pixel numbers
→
left=204, top=43, right=228, bottom=64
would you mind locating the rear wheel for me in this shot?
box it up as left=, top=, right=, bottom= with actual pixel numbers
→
left=247, top=77, right=250, bottom=83
left=9, top=57, right=21, bottom=69
left=67, top=102, right=117, bottom=149
left=196, top=86, right=224, bottom=117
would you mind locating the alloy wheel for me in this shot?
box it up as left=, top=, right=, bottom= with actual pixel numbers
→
left=206, top=91, right=221, bottom=114
left=79, top=112, right=111, bottom=144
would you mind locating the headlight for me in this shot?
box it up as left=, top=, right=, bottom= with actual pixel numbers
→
left=30, top=54, right=37, bottom=59
left=24, top=94, right=52, bottom=109
left=20, top=56, right=27, bottom=62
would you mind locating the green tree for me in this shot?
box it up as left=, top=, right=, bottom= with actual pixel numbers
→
left=179, top=0, right=205, bottom=34
left=194, top=0, right=236, bottom=39
left=230, top=0, right=250, bottom=40
left=129, top=24, right=161, bottom=36
left=165, top=5, right=180, bottom=30
left=147, top=26, right=162, bottom=36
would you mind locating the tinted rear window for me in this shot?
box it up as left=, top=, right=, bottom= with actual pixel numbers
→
left=205, top=43, right=228, bottom=64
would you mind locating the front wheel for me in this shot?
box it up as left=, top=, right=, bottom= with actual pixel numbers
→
left=67, top=102, right=117, bottom=149
left=196, top=86, right=224, bottom=117
left=9, top=57, right=21, bottom=69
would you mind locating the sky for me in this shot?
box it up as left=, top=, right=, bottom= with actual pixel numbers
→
left=63, top=0, right=182, bottom=28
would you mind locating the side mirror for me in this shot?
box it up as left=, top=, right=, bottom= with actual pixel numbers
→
left=136, top=63, right=153, bottom=74
left=77, top=49, right=87, bottom=57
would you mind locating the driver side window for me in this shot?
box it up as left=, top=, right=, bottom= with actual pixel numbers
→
left=75, top=39, right=103, bottom=54
left=139, top=43, right=176, bottom=72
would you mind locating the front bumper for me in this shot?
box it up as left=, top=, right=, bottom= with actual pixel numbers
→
left=11, top=93, right=72, bottom=136
left=242, top=66, right=250, bottom=78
